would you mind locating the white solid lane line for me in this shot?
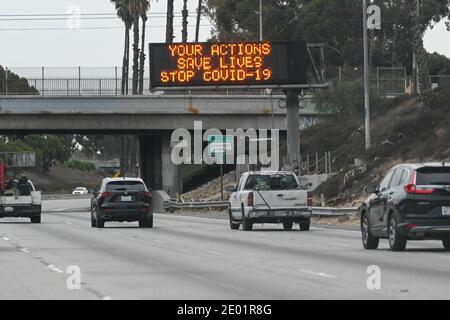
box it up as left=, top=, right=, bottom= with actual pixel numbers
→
left=2, top=237, right=10, bottom=241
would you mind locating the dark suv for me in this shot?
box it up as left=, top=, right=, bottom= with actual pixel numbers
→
left=91, top=178, right=153, bottom=228
left=361, top=163, right=450, bottom=251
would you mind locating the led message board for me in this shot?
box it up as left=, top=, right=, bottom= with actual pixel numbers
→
left=149, top=41, right=307, bottom=88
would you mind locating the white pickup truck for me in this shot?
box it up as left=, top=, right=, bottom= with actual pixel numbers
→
left=0, top=179, right=42, bottom=223
left=228, top=171, right=312, bottom=231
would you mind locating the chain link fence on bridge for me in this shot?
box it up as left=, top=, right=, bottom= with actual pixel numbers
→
left=1, top=66, right=449, bottom=97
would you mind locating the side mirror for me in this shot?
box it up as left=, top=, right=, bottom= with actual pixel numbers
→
left=365, top=186, right=377, bottom=194
left=225, top=185, right=237, bottom=193
left=305, top=182, right=313, bottom=190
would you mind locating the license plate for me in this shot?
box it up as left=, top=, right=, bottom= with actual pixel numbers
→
left=4, top=207, right=14, bottom=212
left=442, top=207, right=450, bottom=216
left=121, top=196, right=132, bottom=202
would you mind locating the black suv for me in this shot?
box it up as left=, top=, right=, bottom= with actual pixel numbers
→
left=91, top=178, right=153, bottom=228
left=361, top=163, right=450, bottom=251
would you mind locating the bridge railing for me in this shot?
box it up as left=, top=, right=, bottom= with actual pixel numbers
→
left=0, top=77, right=287, bottom=96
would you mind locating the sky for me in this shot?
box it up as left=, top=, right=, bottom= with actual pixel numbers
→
left=0, top=1, right=449, bottom=74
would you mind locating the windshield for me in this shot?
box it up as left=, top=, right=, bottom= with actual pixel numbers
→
left=416, top=167, right=450, bottom=185
left=105, top=181, right=146, bottom=192
left=244, top=174, right=299, bottom=191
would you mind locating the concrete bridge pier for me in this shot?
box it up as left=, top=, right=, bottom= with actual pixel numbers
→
left=139, top=131, right=180, bottom=197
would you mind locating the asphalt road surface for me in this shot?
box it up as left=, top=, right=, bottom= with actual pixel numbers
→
left=1, top=198, right=450, bottom=300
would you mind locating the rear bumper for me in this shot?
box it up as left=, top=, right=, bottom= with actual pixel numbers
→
left=398, top=220, right=450, bottom=240
left=99, top=208, right=152, bottom=222
left=0, top=205, right=41, bottom=218
left=247, top=207, right=311, bottom=223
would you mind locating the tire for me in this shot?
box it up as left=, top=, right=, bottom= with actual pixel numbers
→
left=91, top=215, right=97, bottom=228
left=30, top=215, right=41, bottom=224
left=299, top=220, right=310, bottom=231
left=388, top=215, right=407, bottom=252
left=361, top=213, right=379, bottom=250
left=139, top=216, right=153, bottom=228
left=443, top=240, right=450, bottom=250
left=283, top=221, right=293, bottom=231
left=241, top=206, right=253, bottom=231
left=97, top=218, right=105, bottom=229
left=229, top=210, right=240, bottom=230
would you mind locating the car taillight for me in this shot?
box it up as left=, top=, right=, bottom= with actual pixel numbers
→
left=404, top=184, right=435, bottom=194
left=101, top=192, right=113, bottom=198
left=307, top=192, right=313, bottom=207
left=247, top=192, right=254, bottom=207
left=404, top=170, right=434, bottom=194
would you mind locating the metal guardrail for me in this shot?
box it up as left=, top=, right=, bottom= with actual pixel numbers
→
left=164, top=200, right=359, bottom=217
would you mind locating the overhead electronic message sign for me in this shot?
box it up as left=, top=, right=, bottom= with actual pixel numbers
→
left=149, top=41, right=307, bottom=88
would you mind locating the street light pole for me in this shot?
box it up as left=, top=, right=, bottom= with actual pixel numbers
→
left=259, top=0, right=263, bottom=41
left=363, top=0, right=371, bottom=150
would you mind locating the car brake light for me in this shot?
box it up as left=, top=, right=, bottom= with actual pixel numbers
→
left=307, top=192, right=313, bottom=207
left=404, top=184, right=435, bottom=195
left=101, top=192, right=113, bottom=198
left=247, top=192, right=254, bottom=207
left=404, top=170, right=434, bottom=194
left=138, top=191, right=151, bottom=198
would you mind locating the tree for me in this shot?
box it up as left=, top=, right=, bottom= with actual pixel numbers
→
left=204, top=0, right=450, bottom=69
left=182, top=0, right=189, bottom=42
left=166, top=0, right=174, bottom=43
left=111, top=0, right=132, bottom=95
left=195, top=0, right=202, bottom=42
left=0, top=66, right=39, bottom=95
left=24, top=135, right=71, bottom=171
left=128, top=0, right=144, bottom=95
left=139, top=0, right=150, bottom=95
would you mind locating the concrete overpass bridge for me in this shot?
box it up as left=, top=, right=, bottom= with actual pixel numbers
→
left=0, top=95, right=329, bottom=196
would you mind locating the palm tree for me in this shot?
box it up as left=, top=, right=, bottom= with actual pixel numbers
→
left=128, top=0, right=145, bottom=95
left=182, top=0, right=188, bottom=42
left=195, top=0, right=202, bottom=42
left=111, top=0, right=132, bottom=95
left=166, top=0, right=174, bottom=43
left=138, top=0, right=150, bottom=94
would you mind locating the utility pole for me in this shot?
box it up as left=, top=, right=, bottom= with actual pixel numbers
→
left=363, top=0, right=371, bottom=150
left=259, top=0, right=263, bottom=41
left=412, top=0, right=419, bottom=95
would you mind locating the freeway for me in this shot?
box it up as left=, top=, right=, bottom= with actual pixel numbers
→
left=1, top=198, right=450, bottom=300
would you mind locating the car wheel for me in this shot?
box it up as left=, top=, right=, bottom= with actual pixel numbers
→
left=229, top=210, right=240, bottom=230
left=91, top=216, right=97, bottom=228
left=97, top=218, right=105, bottom=229
left=388, top=215, right=407, bottom=252
left=443, top=240, right=450, bottom=250
left=283, top=221, right=293, bottom=231
left=30, top=215, right=41, bottom=224
left=299, top=220, right=310, bottom=231
left=361, top=213, right=379, bottom=250
left=139, top=217, right=153, bottom=228
left=241, top=206, right=253, bottom=231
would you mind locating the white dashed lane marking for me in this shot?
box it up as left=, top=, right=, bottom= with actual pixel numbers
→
left=48, top=265, right=64, bottom=274
left=299, top=269, right=337, bottom=279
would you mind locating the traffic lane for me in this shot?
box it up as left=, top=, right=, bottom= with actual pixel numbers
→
left=2, top=214, right=341, bottom=300
left=42, top=198, right=91, bottom=212
left=42, top=211, right=450, bottom=299
left=0, top=224, right=98, bottom=300
left=2, top=206, right=450, bottom=299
